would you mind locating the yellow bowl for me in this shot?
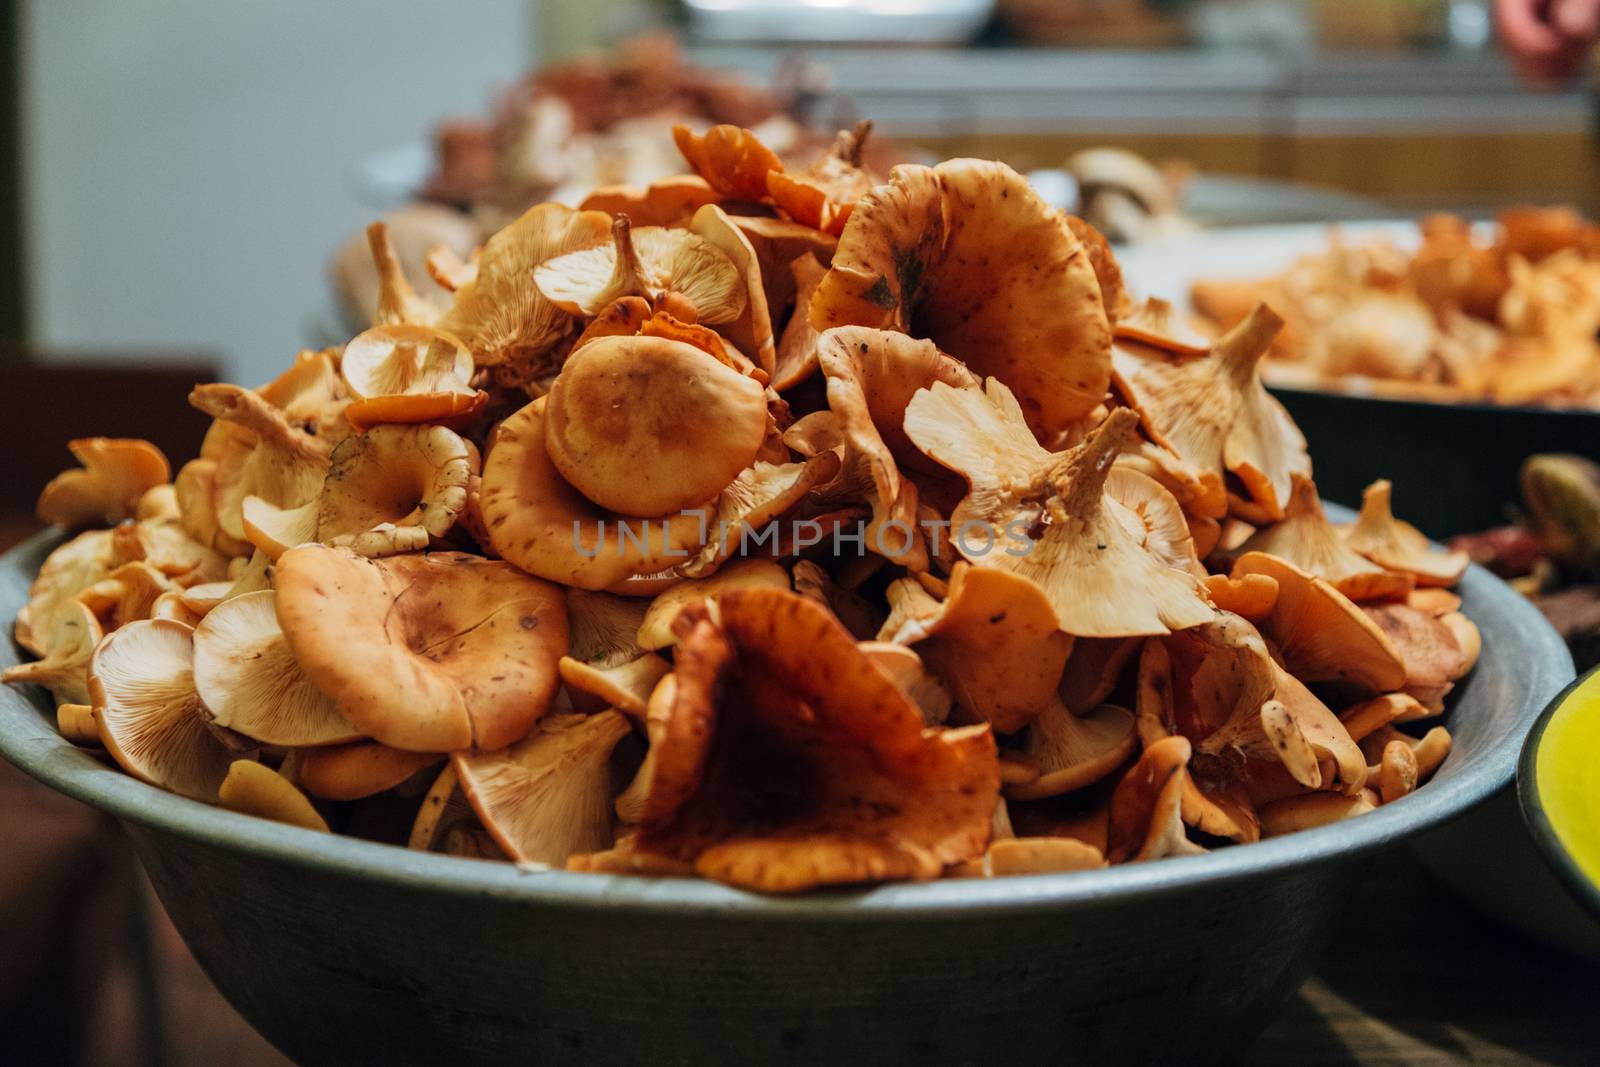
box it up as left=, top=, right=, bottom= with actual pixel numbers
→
left=1520, top=667, right=1600, bottom=922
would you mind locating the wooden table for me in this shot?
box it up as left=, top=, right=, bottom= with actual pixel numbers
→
left=3, top=513, right=1596, bottom=1064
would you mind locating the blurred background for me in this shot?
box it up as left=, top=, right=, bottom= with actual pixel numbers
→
left=4, top=1, right=1600, bottom=1064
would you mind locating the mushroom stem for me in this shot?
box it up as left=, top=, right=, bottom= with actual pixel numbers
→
left=839, top=120, right=874, bottom=167
left=1212, top=303, right=1284, bottom=382
left=606, top=215, right=650, bottom=303
left=367, top=221, right=428, bottom=327
left=1043, top=408, right=1137, bottom=520
left=188, top=384, right=328, bottom=463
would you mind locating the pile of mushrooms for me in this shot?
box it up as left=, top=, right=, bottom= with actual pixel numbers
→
left=6, top=124, right=1479, bottom=894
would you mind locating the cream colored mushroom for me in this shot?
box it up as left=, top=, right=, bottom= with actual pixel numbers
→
left=1342, top=480, right=1469, bottom=587
left=534, top=215, right=746, bottom=325
left=3, top=601, right=102, bottom=705
left=217, top=760, right=329, bottom=831
left=192, top=590, right=361, bottom=747
left=339, top=323, right=484, bottom=430
left=857, top=641, right=954, bottom=726
left=689, top=203, right=775, bottom=376
left=90, top=619, right=233, bottom=801
left=1006, top=697, right=1138, bottom=801
left=316, top=424, right=473, bottom=556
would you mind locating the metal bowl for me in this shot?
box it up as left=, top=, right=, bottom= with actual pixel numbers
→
left=0, top=530, right=1572, bottom=1065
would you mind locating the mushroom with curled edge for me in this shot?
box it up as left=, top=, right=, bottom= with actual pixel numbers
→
left=313, top=424, right=474, bottom=558
left=120, top=519, right=231, bottom=589
left=1224, top=475, right=1413, bottom=603
left=1202, top=573, right=1278, bottom=623
left=880, top=562, right=1073, bottom=735
left=636, top=558, right=790, bottom=652
left=672, top=123, right=784, bottom=201
left=1105, top=466, right=1207, bottom=578
left=577, top=589, right=999, bottom=893
left=1064, top=215, right=1133, bottom=323
left=766, top=121, right=877, bottom=236
left=436, top=202, right=612, bottom=375
left=192, top=590, right=361, bottom=748
left=579, top=174, right=721, bottom=227
left=37, top=438, right=170, bottom=529
left=1112, top=304, right=1309, bottom=522
left=454, top=711, right=633, bottom=867
left=812, top=159, right=1112, bottom=444
left=15, top=530, right=114, bottom=656
left=1341, top=480, right=1469, bottom=587
left=338, top=323, right=486, bottom=430
left=534, top=216, right=746, bottom=328
left=478, top=397, right=709, bottom=590
left=89, top=619, right=233, bottom=801
left=217, top=760, right=330, bottom=832
left=770, top=254, right=828, bottom=391
left=1006, top=696, right=1138, bottom=802
left=784, top=408, right=926, bottom=572
left=274, top=545, right=567, bottom=753
left=543, top=334, right=767, bottom=519
left=296, top=742, right=445, bottom=802
left=857, top=642, right=954, bottom=726
left=559, top=589, right=670, bottom=720
left=1230, top=552, right=1407, bottom=693
left=689, top=204, right=776, bottom=376
left=905, top=394, right=1213, bottom=637
left=733, top=215, right=838, bottom=326
left=1106, top=735, right=1206, bottom=863
left=76, top=561, right=177, bottom=632
left=1114, top=297, right=1211, bottom=357
left=1360, top=601, right=1476, bottom=714
left=3, top=601, right=102, bottom=705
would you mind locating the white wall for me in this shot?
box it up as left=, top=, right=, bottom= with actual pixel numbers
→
left=21, top=1, right=532, bottom=385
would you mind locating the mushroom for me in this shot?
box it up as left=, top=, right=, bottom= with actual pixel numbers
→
left=296, top=742, right=444, bottom=801
left=771, top=253, right=829, bottom=390
left=598, top=589, right=999, bottom=893
left=123, top=519, right=231, bottom=587
left=533, top=216, right=746, bottom=326
left=57, top=702, right=100, bottom=745
left=570, top=295, right=652, bottom=351
left=672, top=123, right=784, bottom=201
left=766, top=121, right=877, bottom=236
left=812, top=159, right=1112, bottom=442
left=1258, top=664, right=1369, bottom=793
left=1341, top=480, right=1469, bottom=587
left=688, top=203, right=776, bottom=375
left=1105, top=735, right=1206, bottom=863
left=1360, top=602, right=1474, bottom=712
left=636, top=558, right=790, bottom=651
left=579, top=174, right=721, bottom=227
left=3, top=600, right=102, bottom=704
left=961, top=837, right=1108, bottom=878
left=1231, top=552, right=1407, bottom=692
left=1338, top=692, right=1429, bottom=742
left=15, top=529, right=115, bottom=656
left=338, top=323, right=485, bottom=430
left=733, top=215, right=839, bottom=322
left=1063, top=215, right=1134, bottom=322
left=478, top=397, right=709, bottom=589
left=1112, top=304, right=1310, bottom=522
left=89, top=619, right=233, bottom=800
left=1130, top=668, right=1263, bottom=844
left=543, top=335, right=767, bottom=518
left=1139, top=613, right=1277, bottom=753
left=424, top=244, right=477, bottom=294
left=1202, top=573, right=1279, bottom=622
left=1058, top=636, right=1141, bottom=712
left=1115, top=297, right=1211, bottom=356
left=675, top=452, right=841, bottom=580
left=880, top=562, right=1072, bottom=734
left=36, top=438, right=170, bottom=528
left=1407, top=587, right=1462, bottom=617
left=1259, top=791, right=1377, bottom=836
left=1226, top=476, right=1414, bottom=602
left=76, top=561, right=178, bottom=631
left=1105, top=466, right=1206, bottom=577
left=1066, top=147, right=1182, bottom=244
left=192, top=590, right=360, bottom=746
left=857, top=641, right=954, bottom=726
left=1006, top=698, right=1138, bottom=801
left=217, top=760, right=329, bottom=832
left=453, top=711, right=633, bottom=867
left=905, top=392, right=1212, bottom=637
left=364, top=221, right=445, bottom=328
left=315, top=424, right=473, bottom=556
left=1371, top=739, right=1420, bottom=804
left=556, top=589, right=669, bottom=719
left=274, top=545, right=568, bottom=752
left=784, top=409, right=925, bottom=572
left=437, top=202, right=612, bottom=372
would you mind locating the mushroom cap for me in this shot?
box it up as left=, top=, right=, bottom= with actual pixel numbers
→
left=438, top=202, right=613, bottom=369
left=1067, top=147, right=1177, bottom=215
left=883, top=562, right=1073, bottom=735
left=341, top=324, right=474, bottom=400
left=811, top=159, right=1112, bottom=441
left=672, top=123, right=784, bottom=200
left=16, top=528, right=114, bottom=657
left=543, top=335, right=767, bottom=518
left=3, top=599, right=103, bottom=705
left=1259, top=791, right=1376, bottom=836
left=1058, top=636, right=1142, bottom=712
left=296, top=742, right=444, bottom=801
left=1266, top=663, right=1369, bottom=793
left=636, top=558, right=790, bottom=651
left=733, top=215, right=839, bottom=324
left=1105, top=466, right=1205, bottom=577
left=317, top=424, right=474, bottom=552
left=1228, top=475, right=1414, bottom=602
left=534, top=218, right=746, bottom=325
left=676, top=452, right=841, bottom=579
left=688, top=203, right=776, bottom=376
left=275, top=546, right=568, bottom=752
left=479, top=398, right=709, bottom=589
left=217, top=760, right=329, bottom=831
left=1115, top=297, right=1211, bottom=356
left=1361, top=601, right=1474, bottom=711
left=771, top=253, right=829, bottom=391
left=624, top=589, right=999, bottom=892
left=858, top=641, right=954, bottom=726
left=905, top=390, right=1213, bottom=637
left=765, top=121, right=877, bottom=236
left=1232, top=552, right=1407, bottom=693
left=454, top=710, right=633, bottom=866
left=579, top=174, right=721, bottom=227
left=90, top=619, right=233, bottom=801
left=37, top=438, right=171, bottom=528
left=192, top=590, right=361, bottom=747
left=1139, top=613, right=1277, bottom=754
left=1105, top=735, right=1205, bottom=863
left=1342, top=480, right=1469, bottom=587
left=1007, top=698, right=1139, bottom=801
left=189, top=383, right=331, bottom=547
left=240, top=497, right=318, bottom=561
left=558, top=654, right=671, bottom=720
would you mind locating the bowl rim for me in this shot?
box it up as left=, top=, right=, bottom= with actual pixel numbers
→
left=1518, top=664, right=1600, bottom=922
left=1, top=528, right=1574, bottom=921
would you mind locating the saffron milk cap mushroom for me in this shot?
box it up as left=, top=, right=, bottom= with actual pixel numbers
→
left=1006, top=697, right=1139, bottom=801
left=1342, top=480, right=1469, bottom=587
left=37, top=438, right=170, bottom=529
